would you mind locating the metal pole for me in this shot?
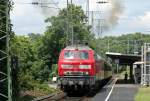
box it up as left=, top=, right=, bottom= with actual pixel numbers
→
left=0, top=0, right=12, bottom=100
left=133, top=40, right=138, bottom=54
left=98, top=19, right=100, bottom=37
left=86, top=0, right=89, bottom=25
left=100, top=19, right=103, bottom=37
left=66, top=0, right=69, bottom=45
left=107, top=40, right=110, bottom=52
left=96, top=19, right=104, bottom=38
left=127, top=39, right=129, bottom=54
left=91, top=11, right=94, bottom=33
left=6, top=1, right=12, bottom=100
left=71, top=0, right=74, bottom=45
left=144, top=43, right=146, bottom=85
left=141, top=46, right=144, bottom=85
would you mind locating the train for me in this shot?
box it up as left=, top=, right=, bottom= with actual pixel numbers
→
left=57, top=44, right=112, bottom=93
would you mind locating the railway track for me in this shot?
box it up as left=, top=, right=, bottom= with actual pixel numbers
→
left=58, top=96, right=89, bottom=101
left=32, top=76, right=116, bottom=101
left=32, top=91, right=90, bottom=101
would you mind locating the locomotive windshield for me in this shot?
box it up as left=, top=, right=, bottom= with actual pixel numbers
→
left=64, top=51, right=89, bottom=59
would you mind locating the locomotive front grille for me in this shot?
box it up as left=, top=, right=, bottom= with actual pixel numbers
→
left=58, top=76, right=95, bottom=86
left=64, top=71, right=89, bottom=76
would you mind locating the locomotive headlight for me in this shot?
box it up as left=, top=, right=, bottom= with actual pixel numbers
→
left=79, top=65, right=91, bottom=69
left=61, top=65, right=73, bottom=69
left=84, top=72, right=89, bottom=75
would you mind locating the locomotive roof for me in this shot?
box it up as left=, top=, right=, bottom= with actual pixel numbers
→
left=64, top=45, right=93, bottom=50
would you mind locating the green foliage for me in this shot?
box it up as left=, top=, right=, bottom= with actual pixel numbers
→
left=95, top=32, right=150, bottom=57
left=50, top=64, right=58, bottom=80
left=45, top=4, right=92, bottom=42
left=11, top=35, right=50, bottom=90
left=38, top=4, right=93, bottom=70
left=135, top=87, right=150, bottom=101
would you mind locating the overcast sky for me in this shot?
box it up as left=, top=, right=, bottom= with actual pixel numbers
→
left=11, top=0, right=150, bottom=36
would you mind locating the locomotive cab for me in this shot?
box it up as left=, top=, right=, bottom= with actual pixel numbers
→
left=58, top=45, right=96, bottom=92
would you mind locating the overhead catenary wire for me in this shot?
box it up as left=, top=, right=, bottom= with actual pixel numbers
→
left=51, top=0, right=60, bottom=10
left=15, top=2, right=59, bottom=5
left=15, top=1, right=61, bottom=9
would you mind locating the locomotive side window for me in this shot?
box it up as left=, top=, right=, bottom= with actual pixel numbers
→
left=64, top=51, right=89, bottom=59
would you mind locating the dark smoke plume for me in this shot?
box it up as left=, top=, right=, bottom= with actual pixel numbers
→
left=105, top=0, right=124, bottom=30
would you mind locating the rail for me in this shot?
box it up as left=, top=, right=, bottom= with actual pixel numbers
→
left=32, top=91, right=66, bottom=101
left=32, top=91, right=89, bottom=101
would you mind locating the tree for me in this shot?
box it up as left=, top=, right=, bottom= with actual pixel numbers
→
left=38, top=4, right=94, bottom=71
left=94, top=32, right=150, bottom=58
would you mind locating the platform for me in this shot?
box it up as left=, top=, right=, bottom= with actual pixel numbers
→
left=91, top=84, right=138, bottom=101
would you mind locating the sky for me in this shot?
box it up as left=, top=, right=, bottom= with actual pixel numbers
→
left=11, top=0, right=150, bottom=36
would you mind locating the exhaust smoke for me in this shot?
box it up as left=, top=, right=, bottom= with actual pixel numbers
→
left=105, top=0, right=124, bottom=30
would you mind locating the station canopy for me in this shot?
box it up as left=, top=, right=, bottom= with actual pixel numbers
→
left=106, top=52, right=141, bottom=65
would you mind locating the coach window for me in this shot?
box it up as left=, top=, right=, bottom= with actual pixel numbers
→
left=104, top=63, right=108, bottom=71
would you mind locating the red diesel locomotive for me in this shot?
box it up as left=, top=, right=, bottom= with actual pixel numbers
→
left=58, top=45, right=112, bottom=93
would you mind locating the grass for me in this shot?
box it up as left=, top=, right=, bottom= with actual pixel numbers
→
left=18, top=94, right=35, bottom=101
left=135, top=87, right=150, bottom=101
